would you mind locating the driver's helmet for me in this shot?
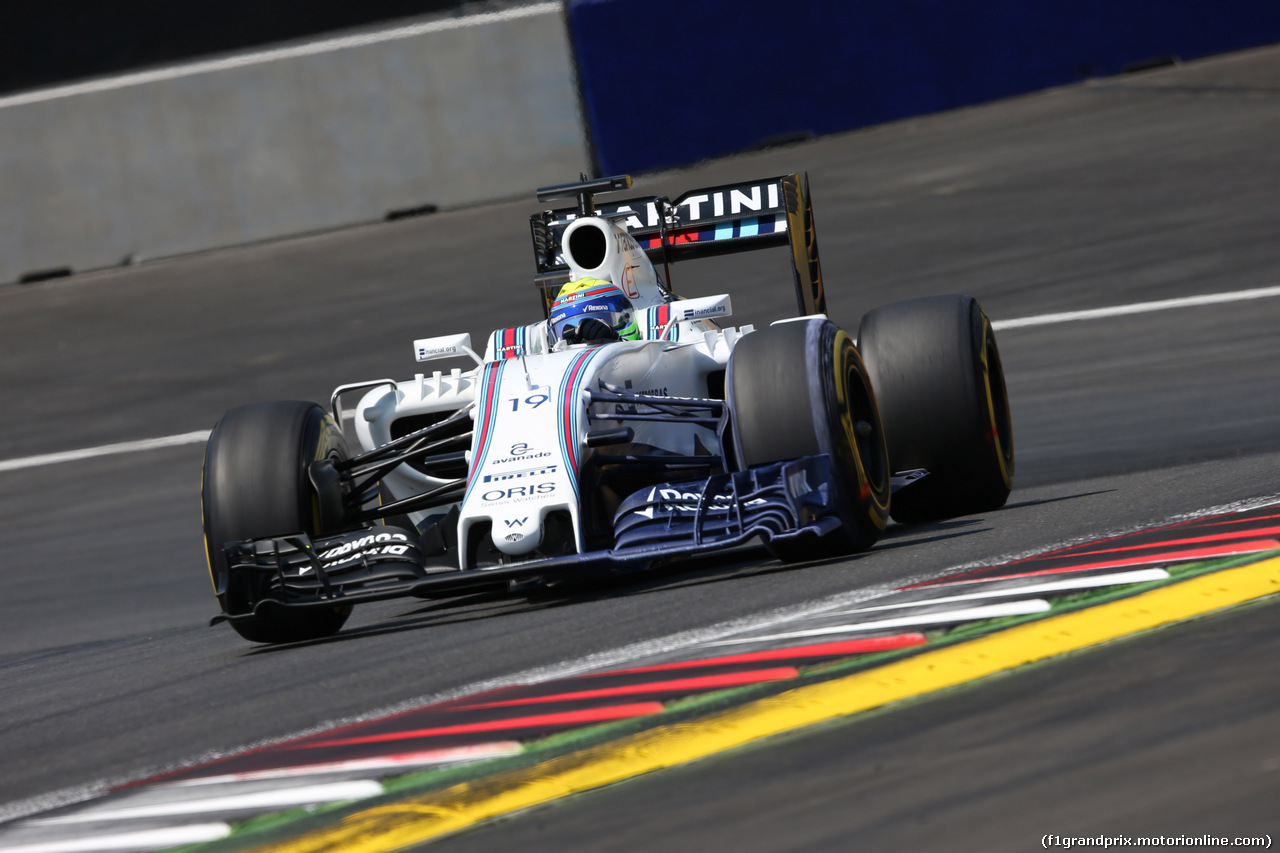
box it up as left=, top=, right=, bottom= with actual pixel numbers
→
left=549, top=278, right=640, bottom=344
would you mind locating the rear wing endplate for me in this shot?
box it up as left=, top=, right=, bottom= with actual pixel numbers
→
left=529, top=173, right=825, bottom=318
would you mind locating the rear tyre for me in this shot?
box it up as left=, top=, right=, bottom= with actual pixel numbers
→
left=727, top=318, right=890, bottom=561
left=201, top=400, right=353, bottom=643
left=857, top=295, right=1014, bottom=523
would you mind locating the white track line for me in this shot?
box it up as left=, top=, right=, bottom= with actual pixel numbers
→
left=0, top=431, right=210, bottom=473
left=27, top=781, right=382, bottom=824
left=163, top=742, right=523, bottom=786
left=991, top=284, right=1280, bottom=330
left=831, top=567, right=1170, bottom=615
left=0, top=3, right=559, bottom=110
left=3, top=284, right=1278, bottom=476
left=0, top=824, right=230, bottom=853
left=704, top=599, right=1053, bottom=646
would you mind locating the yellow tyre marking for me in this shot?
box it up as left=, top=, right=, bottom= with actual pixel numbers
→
left=978, top=312, right=1014, bottom=487
left=831, top=328, right=888, bottom=522
left=249, top=557, right=1280, bottom=853
left=200, top=449, right=218, bottom=594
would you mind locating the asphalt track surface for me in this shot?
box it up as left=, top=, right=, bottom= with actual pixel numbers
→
left=0, top=45, right=1278, bottom=847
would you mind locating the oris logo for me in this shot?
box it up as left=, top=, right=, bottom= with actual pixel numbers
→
left=482, top=482, right=556, bottom=502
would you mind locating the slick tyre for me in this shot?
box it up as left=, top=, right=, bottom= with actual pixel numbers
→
left=727, top=318, right=890, bottom=561
left=857, top=295, right=1014, bottom=523
left=201, top=400, right=353, bottom=643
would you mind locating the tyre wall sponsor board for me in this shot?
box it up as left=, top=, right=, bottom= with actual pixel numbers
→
left=0, top=4, right=589, bottom=286
left=566, top=0, right=1280, bottom=176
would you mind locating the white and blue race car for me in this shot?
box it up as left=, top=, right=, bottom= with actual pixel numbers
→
left=201, top=174, right=1014, bottom=643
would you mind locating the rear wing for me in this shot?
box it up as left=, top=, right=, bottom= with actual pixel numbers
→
left=529, top=173, right=825, bottom=319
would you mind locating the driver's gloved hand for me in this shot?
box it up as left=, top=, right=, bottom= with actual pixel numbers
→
left=563, top=318, right=620, bottom=345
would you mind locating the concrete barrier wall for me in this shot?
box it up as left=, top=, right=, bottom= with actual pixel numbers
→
left=0, top=3, right=589, bottom=285
left=567, top=0, right=1280, bottom=176
left=0, top=0, right=468, bottom=95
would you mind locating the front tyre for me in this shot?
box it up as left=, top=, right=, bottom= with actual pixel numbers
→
left=727, top=318, right=891, bottom=561
left=201, top=400, right=353, bottom=643
left=857, top=295, right=1014, bottom=523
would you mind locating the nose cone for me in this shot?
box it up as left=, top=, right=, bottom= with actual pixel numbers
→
left=492, top=519, right=543, bottom=555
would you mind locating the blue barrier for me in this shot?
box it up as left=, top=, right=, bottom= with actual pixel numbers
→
left=567, top=0, right=1280, bottom=176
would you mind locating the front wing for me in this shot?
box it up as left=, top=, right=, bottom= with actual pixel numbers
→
left=212, top=455, right=845, bottom=626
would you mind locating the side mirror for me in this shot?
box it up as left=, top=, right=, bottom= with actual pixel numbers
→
left=657, top=294, right=733, bottom=340
left=669, top=294, right=732, bottom=323
left=414, top=333, right=482, bottom=365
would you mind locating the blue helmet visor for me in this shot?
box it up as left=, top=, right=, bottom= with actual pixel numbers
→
left=551, top=309, right=633, bottom=342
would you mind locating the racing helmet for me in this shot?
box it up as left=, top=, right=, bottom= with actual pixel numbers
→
left=549, top=278, right=640, bottom=344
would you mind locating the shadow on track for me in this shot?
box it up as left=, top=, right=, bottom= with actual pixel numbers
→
left=236, top=542, right=884, bottom=653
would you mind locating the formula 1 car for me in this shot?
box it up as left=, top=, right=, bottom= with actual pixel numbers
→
left=201, top=174, right=1014, bottom=643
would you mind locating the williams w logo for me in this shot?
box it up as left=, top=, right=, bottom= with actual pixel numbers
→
left=503, top=518, right=528, bottom=528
